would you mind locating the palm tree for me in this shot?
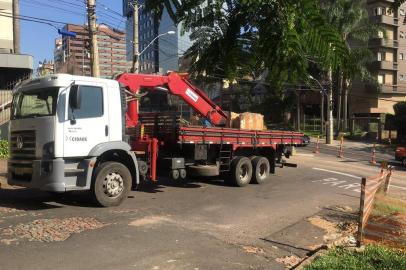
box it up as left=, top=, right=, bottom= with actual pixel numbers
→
left=322, top=0, right=380, bottom=132
left=145, top=0, right=346, bottom=122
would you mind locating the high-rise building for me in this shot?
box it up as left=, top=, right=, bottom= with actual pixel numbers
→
left=351, top=1, right=406, bottom=116
left=0, top=0, right=33, bottom=88
left=122, top=0, right=192, bottom=74
left=54, top=24, right=129, bottom=78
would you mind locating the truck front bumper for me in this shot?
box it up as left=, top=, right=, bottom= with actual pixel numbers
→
left=8, top=158, right=94, bottom=192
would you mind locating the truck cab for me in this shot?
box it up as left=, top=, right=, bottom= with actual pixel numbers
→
left=8, top=74, right=139, bottom=206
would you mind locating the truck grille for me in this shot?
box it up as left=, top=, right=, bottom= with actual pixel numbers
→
left=9, top=130, right=36, bottom=181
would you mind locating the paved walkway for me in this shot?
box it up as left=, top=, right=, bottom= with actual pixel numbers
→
left=310, top=137, right=396, bottom=155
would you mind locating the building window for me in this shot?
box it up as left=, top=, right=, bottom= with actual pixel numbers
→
left=378, top=74, right=384, bottom=84
left=386, top=8, right=393, bottom=16
left=399, top=75, right=404, bottom=81
left=401, top=31, right=405, bottom=39
left=401, top=9, right=405, bottom=16
left=374, top=7, right=383, bottom=16
left=378, top=31, right=384, bottom=38
left=377, top=52, right=383, bottom=61
left=400, top=53, right=404, bottom=60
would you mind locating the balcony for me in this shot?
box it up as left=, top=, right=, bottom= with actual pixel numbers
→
left=367, top=83, right=406, bottom=93
left=369, top=38, right=398, bottom=48
left=370, top=61, right=398, bottom=70
left=367, top=0, right=395, bottom=3
left=370, top=15, right=397, bottom=25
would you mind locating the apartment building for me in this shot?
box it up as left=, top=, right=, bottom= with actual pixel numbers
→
left=350, top=0, right=406, bottom=116
left=54, top=24, right=129, bottom=78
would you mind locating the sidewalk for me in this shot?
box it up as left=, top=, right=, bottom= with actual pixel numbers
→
left=310, top=137, right=396, bottom=155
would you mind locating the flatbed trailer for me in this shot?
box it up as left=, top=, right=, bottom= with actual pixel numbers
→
left=131, top=112, right=303, bottom=186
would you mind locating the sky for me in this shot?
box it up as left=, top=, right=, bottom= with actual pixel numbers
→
left=19, top=0, right=124, bottom=68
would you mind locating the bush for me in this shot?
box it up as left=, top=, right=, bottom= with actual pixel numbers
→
left=305, top=245, right=406, bottom=270
left=0, top=140, right=9, bottom=158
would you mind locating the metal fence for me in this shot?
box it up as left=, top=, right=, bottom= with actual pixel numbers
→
left=357, top=166, right=394, bottom=247
left=0, top=75, right=31, bottom=139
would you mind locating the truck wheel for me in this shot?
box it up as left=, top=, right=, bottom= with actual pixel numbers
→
left=91, top=162, right=132, bottom=207
left=251, top=156, right=270, bottom=184
left=179, top=169, right=187, bottom=179
left=230, top=156, right=253, bottom=187
left=403, top=158, right=406, bottom=167
left=170, top=169, right=180, bottom=180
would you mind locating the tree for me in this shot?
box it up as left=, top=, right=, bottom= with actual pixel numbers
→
left=321, top=0, right=379, bottom=132
left=145, top=0, right=347, bottom=124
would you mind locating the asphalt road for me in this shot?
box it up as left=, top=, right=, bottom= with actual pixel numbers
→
left=0, top=149, right=404, bottom=270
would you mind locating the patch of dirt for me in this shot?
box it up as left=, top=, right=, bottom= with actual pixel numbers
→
left=0, top=207, right=23, bottom=215
left=275, top=255, right=301, bottom=268
left=1, top=217, right=105, bottom=243
left=308, top=216, right=338, bottom=234
left=128, top=216, right=173, bottom=227
left=308, top=215, right=357, bottom=246
left=364, top=213, right=406, bottom=250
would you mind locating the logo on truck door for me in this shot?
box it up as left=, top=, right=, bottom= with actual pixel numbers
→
left=186, top=88, right=199, bottom=102
left=16, top=135, right=24, bottom=149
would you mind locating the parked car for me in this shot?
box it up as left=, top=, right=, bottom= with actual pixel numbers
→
left=395, top=147, right=406, bottom=167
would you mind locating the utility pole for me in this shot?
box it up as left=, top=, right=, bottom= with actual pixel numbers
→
left=321, top=91, right=324, bottom=135
left=326, top=68, right=334, bottom=144
left=86, top=0, right=100, bottom=77
left=343, top=80, right=349, bottom=131
left=12, top=0, right=20, bottom=54
left=131, top=0, right=139, bottom=73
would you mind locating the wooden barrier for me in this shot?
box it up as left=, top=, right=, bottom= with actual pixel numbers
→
left=357, top=166, right=393, bottom=247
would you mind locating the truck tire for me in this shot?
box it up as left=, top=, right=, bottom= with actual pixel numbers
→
left=251, top=156, right=270, bottom=184
left=170, top=169, right=180, bottom=180
left=91, top=162, right=132, bottom=207
left=403, top=158, right=406, bottom=167
left=230, top=156, right=252, bottom=187
left=179, top=169, right=187, bottom=179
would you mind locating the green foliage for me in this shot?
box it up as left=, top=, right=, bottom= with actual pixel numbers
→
left=0, top=140, right=9, bottom=158
left=305, top=245, right=406, bottom=270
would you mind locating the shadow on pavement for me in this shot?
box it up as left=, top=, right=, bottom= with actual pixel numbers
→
left=0, top=188, right=99, bottom=210
left=136, top=176, right=231, bottom=193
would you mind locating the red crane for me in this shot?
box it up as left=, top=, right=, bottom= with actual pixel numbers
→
left=116, top=72, right=228, bottom=128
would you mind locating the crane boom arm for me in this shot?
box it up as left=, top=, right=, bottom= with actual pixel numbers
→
left=116, top=72, right=228, bottom=127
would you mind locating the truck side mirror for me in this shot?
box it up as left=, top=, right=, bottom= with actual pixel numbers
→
left=69, top=85, right=82, bottom=110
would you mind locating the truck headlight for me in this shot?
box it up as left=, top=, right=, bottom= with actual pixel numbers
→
left=43, top=142, right=55, bottom=157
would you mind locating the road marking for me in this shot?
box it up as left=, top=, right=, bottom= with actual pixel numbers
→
left=312, top=167, right=406, bottom=191
left=295, top=153, right=315, bottom=157
left=311, top=177, right=360, bottom=193
left=312, top=168, right=360, bottom=179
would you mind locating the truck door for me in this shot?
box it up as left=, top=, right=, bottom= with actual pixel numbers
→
left=63, top=82, right=109, bottom=157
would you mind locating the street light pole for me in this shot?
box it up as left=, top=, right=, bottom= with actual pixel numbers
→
left=326, top=68, right=334, bottom=144
left=132, top=31, right=175, bottom=73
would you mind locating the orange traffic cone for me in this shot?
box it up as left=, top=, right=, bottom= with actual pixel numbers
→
left=313, top=136, right=320, bottom=154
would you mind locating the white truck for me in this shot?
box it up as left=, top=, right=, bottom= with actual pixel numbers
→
left=8, top=73, right=304, bottom=207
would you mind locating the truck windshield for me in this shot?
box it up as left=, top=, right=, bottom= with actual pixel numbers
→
left=12, top=87, right=59, bottom=119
